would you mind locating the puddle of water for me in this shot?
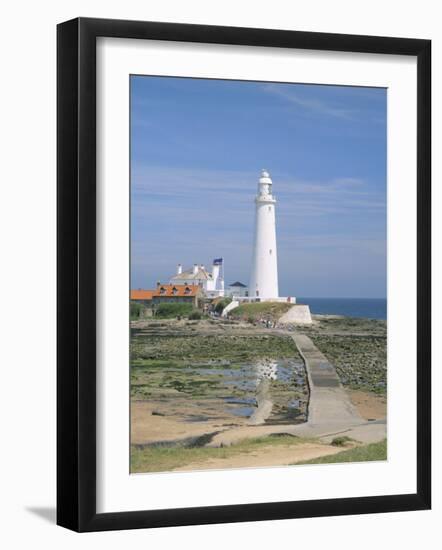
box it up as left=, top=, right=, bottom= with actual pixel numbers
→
left=190, top=359, right=307, bottom=420
left=225, top=397, right=257, bottom=406
left=193, top=360, right=305, bottom=388
left=228, top=406, right=256, bottom=417
left=141, top=358, right=307, bottom=423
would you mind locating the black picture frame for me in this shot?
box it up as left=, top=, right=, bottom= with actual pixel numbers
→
left=57, top=17, right=431, bottom=532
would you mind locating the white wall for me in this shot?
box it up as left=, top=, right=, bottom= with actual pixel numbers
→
left=249, top=199, right=279, bottom=299
left=0, top=1, right=440, bottom=548
left=228, top=286, right=248, bottom=297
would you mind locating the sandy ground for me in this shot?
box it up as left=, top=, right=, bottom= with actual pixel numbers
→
left=131, top=389, right=386, bottom=445
left=174, top=443, right=345, bottom=471
left=131, top=400, right=248, bottom=445
left=349, top=390, right=386, bottom=420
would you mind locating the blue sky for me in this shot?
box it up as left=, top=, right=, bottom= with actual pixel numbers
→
left=131, top=76, right=386, bottom=298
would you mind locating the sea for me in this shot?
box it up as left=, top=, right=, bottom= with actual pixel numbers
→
left=296, top=297, right=387, bottom=320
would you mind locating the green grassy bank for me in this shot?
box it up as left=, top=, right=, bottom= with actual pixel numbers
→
left=229, top=302, right=292, bottom=322
left=296, top=439, right=387, bottom=465
left=131, top=434, right=313, bottom=473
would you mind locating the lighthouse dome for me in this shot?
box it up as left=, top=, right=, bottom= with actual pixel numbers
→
left=259, top=169, right=272, bottom=185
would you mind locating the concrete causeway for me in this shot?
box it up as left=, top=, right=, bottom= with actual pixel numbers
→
left=209, top=332, right=386, bottom=448
left=291, top=333, right=363, bottom=428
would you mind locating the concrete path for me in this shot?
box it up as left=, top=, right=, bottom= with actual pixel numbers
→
left=292, top=333, right=363, bottom=427
left=209, top=333, right=386, bottom=447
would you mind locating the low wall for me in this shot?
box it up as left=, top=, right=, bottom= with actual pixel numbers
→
left=236, top=296, right=296, bottom=304
left=278, top=304, right=313, bottom=325
left=221, top=300, right=239, bottom=317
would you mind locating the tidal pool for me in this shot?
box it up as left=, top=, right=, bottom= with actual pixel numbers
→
left=132, top=358, right=309, bottom=425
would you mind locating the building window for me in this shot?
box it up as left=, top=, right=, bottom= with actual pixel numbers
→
left=268, top=206, right=271, bottom=212
left=269, top=249, right=272, bottom=255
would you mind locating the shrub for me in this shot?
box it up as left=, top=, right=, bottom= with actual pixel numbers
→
left=214, top=297, right=232, bottom=314
left=331, top=436, right=354, bottom=447
left=154, top=303, right=194, bottom=318
left=130, top=301, right=144, bottom=320
left=188, top=310, right=202, bottom=320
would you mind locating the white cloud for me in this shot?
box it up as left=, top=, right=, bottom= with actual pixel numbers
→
left=262, top=84, right=356, bottom=120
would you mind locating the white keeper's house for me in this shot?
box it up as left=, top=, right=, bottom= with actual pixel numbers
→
left=227, top=281, right=248, bottom=298
left=169, top=258, right=225, bottom=298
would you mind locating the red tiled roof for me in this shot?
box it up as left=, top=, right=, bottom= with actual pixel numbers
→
left=130, top=289, right=154, bottom=300
left=154, top=284, right=200, bottom=297
left=131, top=285, right=200, bottom=300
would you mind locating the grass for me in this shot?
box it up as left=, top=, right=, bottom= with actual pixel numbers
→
left=131, top=435, right=387, bottom=473
left=154, top=303, right=196, bottom=318
left=131, top=433, right=387, bottom=472
left=131, top=434, right=314, bottom=473
left=296, top=439, right=387, bottom=465
left=229, top=302, right=293, bottom=322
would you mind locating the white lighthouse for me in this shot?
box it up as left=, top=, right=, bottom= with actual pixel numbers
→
left=249, top=170, right=279, bottom=300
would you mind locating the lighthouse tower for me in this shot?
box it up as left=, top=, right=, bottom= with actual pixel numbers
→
left=249, top=170, right=279, bottom=300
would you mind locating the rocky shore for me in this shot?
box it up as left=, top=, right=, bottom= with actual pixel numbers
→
left=297, top=315, right=387, bottom=394
left=130, top=315, right=387, bottom=472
